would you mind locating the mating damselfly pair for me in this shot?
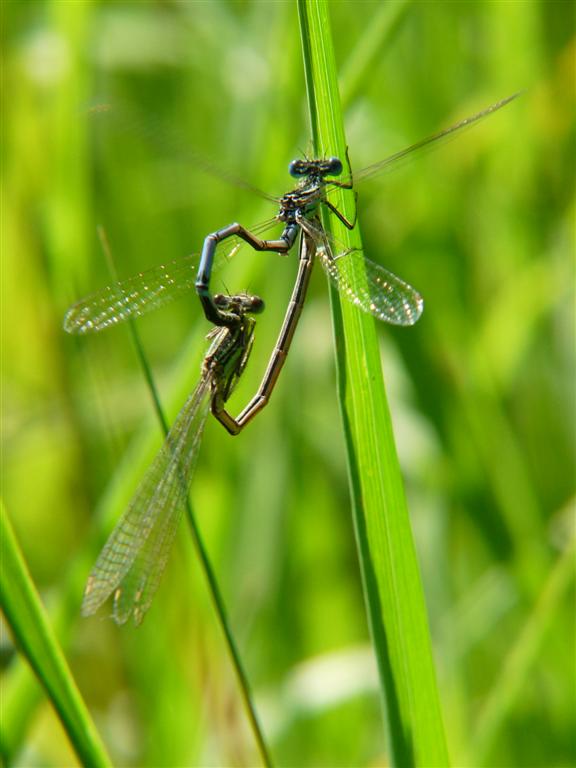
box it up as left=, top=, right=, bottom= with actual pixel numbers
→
left=67, top=92, right=519, bottom=623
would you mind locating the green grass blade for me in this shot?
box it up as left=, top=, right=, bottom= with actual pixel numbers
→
left=0, top=500, right=111, bottom=768
left=297, top=2, right=449, bottom=765
left=1, top=661, right=42, bottom=762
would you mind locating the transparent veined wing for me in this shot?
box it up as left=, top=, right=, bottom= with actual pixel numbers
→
left=82, top=374, right=211, bottom=625
left=320, top=247, right=424, bottom=326
left=329, top=92, right=521, bottom=190
left=301, top=217, right=423, bottom=327
left=64, top=217, right=278, bottom=334
left=64, top=254, right=200, bottom=334
left=88, top=103, right=278, bottom=204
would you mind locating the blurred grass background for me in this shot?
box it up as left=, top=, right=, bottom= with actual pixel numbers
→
left=2, top=1, right=574, bottom=766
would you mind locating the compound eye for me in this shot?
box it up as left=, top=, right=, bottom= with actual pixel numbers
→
left=213, top=293, right=228, bottom=308
left=248, top=296, right=265, bottom=314
left=326, top=157, right=343, bottom=176
left=289, top=159, right=307, bottom=177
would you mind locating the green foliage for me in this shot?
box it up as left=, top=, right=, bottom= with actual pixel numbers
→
left=2, top=1, right=574, bottom=766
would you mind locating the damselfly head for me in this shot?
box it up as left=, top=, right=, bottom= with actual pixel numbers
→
left=214, top=293, right=265, bottom=315
left=289, top=157, right=343, bottom=179
left=324, top=157, right=343, bottom=176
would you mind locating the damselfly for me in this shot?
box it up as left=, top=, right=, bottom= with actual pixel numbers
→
left=81, top=293, right=264, bottom=624
left=65, top=92, right=520, bottom=430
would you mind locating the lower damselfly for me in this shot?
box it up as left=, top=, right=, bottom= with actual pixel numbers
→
left=81, top=293, right=264, bottom=624
left=65, top=92, right=520, bottom=430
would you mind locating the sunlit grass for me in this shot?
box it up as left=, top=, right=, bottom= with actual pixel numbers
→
left=2, top=1, right=574, bottom=766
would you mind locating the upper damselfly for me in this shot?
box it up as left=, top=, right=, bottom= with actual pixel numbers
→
left=65, top=92, right=520, bottom=431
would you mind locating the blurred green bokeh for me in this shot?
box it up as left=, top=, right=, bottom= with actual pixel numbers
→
left=2, top=1, right=574, bottom=766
